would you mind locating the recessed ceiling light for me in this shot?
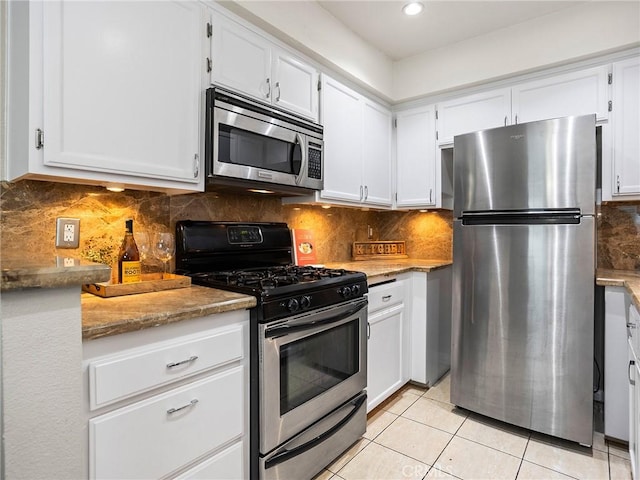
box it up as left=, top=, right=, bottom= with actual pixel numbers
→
left=402, top=2, right=424, bottom=16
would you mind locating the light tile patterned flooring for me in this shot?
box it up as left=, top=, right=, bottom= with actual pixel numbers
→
left=314, top=374, right=633, bottom=480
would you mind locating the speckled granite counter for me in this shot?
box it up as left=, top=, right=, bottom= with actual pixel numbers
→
left=597, top=269, right=640, bottom=311
left=1, top=256, right=111, bottom=290
left=325, top=259, right=452, bottom=284
left=81, top=286, right=256, bottom=340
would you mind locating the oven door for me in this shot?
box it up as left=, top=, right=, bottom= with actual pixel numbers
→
left=259, top=297, right=367, bottom=454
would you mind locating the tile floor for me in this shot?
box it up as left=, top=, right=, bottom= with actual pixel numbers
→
left=314, top=374, right=633, bottom=480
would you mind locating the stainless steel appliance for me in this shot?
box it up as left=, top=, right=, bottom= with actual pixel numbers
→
left=451, top=114, right=596, bottom=446
left=205, top=88, right=323, bottom=195
left=175, top=221, right=367, bottom=480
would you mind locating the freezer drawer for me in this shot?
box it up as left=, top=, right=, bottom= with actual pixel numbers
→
left=451, top=217, right=595, bottom=445
left=453, top=114, right=596, bottom=216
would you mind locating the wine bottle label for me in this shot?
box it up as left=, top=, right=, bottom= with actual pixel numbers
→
left=121, top=261, right=141, bottom=283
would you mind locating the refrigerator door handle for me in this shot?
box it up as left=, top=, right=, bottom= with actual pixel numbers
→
left=461, top=209, right=582, bottom=226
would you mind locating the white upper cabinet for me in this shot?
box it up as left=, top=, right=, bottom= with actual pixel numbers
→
left=210, top=15, right=271, bottom=102
left=320, top=75, right=393, bottom=207
left=362, top=100, right=393, bottom=206
left=272, top=50, right=319, bottom=120
left=436, top=88, right=511, bottom=145
left=611, top=56, right=640, bottom=198
left=210, top=13, right=319, bottom=121
left=320, top=75, right=363, bottom=204
left=7, top=1, right=206, bottom=193
left=512, top=65, right=610, bottom=124
left=395, top=105, right=437, bottom=208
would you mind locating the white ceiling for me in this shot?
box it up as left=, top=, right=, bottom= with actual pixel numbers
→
left=317, top=1, right=584, bottom=61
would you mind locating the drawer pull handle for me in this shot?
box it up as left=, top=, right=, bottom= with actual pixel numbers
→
left=166, top=355, right=198, bottom=369
left=167, top=399, right=199, bottom=415
left=382, top=295, right=392, bottom=301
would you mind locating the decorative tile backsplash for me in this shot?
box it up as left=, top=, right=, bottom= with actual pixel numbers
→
left=2, top=179, right=638, bottom=270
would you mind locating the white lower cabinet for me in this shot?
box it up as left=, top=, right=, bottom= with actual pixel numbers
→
left=604, top=287, right=630, bottom=441
left=409, top=268, right=452, bottom=387
left=83, top=310, right=249, bottom=480
left=366, top=279, right=408, bottom=412
left=90, top=368, right=243, bottom=479
left=629, top=303, right=640, bottom=480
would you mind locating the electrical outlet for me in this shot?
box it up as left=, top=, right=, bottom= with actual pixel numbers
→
left=56, top=218, right=80, bottom=248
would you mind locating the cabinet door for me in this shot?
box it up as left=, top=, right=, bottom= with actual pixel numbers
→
left=512, top=66, right=609, bottom=124
left=367, top=304, right=404, bottom=412
left=629, top=341, right=639, bottom=480
left=272, top=50, right=319, bottom=121
left=362, top=100, right=393, bottom=206
left=396, top=106, right=436, bottom=207
left=604, top=287, right=630, bottom=441
left=612, top=57, right=640, bottom=197
left=320, top=75, right=363, bottom=203
left=211, top=14, right=271, bottom=102
left=42, top=1, right=203, bottom=183
left=437, top=88, right=511, bottom=145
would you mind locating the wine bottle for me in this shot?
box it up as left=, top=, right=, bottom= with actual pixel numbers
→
left=118, top=219, right=141, bottom=283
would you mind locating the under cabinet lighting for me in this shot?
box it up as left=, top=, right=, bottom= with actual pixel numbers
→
left=105, top=183, right=125, bottom=192
left=321, top=205, right=332, bottom=209
left=419, top=209, right=429, bottom=213
left=402, top=2, right=424, bottom=16
left=248, top=188, right=275, bottom=194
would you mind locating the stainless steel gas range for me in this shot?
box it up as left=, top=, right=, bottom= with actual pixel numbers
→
left=175, top=221, right=368, bottom=480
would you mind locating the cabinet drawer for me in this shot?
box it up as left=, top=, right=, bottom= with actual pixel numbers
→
left=90, top=366, right=244, bottom=479
left=176, top=441, right=244, bottom=480
left=368, top=281, right=405, bottom=313
left=89, top=324, right=244, bottom=409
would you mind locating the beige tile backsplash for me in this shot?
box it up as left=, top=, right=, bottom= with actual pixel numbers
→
left=1, top=179, right=638, bottom=270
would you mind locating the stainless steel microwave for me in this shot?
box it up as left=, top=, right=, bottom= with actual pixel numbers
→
left=205, top=87, right=323, bottom=195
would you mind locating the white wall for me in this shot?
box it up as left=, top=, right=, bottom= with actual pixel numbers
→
left=393, top=1, right=640, bottom=101
left=2, top=287, right=84, bottom=479
left=228, top=1, right=640, bottom=103
left=224, top=0, right=395, bottom=101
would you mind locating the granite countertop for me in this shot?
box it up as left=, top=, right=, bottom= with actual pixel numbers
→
left=1, top=256, right=111, bottom=291
left=82, top=285, right=256, bottom=341
left=596, top=269, right=640, bottom=311
left=326, top=258, right=452, bottom=284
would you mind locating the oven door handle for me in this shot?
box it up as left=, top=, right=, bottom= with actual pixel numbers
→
left=264, top=393, right=367, bottom=469
left=265, top=301, right=367, bottom=339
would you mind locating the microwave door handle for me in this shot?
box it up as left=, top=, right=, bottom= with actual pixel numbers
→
left=294, top=133, right=307, bottom=186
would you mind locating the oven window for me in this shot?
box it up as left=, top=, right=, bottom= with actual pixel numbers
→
left=218, top=124, right=302, bottom=175
left=280, top=319, right=359, bottom=415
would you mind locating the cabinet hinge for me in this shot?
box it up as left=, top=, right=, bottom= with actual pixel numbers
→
left=393, top=118, right=397, bottom=128
left=435, top=110, right=438, bottom=120
left=194, top=154, right=200, bottom=178
left=608, top=73, right=612, bottom=85
left=206, top=57, right=212, bottom=73
left=207, top=22, right=212, bottom=38
left=317, top=79, right=321, bottom=92
left=35, top=128, right=44, bottom=150
left=608, top=100, right=612, bottom=112
left=436, top=130, right=438, bottom=141
left=395, top=192, right=398, bottom=202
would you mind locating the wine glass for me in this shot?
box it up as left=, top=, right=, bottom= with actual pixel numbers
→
left=134, top=232, right=151, bottom=262
left=154, top=232, right=175, bottom=277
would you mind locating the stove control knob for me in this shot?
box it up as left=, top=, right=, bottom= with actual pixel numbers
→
left=300, top=295, right=312, bottom=309
left=339, top=286, right=352, bottom=298
left=351, top=285, right=361, bottom=296
left=287, top=298, right=300, bottom=312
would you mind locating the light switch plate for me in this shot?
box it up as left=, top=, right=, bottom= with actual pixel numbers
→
left=56, top=218, right=80, bottom=248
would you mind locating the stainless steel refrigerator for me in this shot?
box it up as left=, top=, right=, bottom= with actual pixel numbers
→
left=451, top=114, right=596, bottom=446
